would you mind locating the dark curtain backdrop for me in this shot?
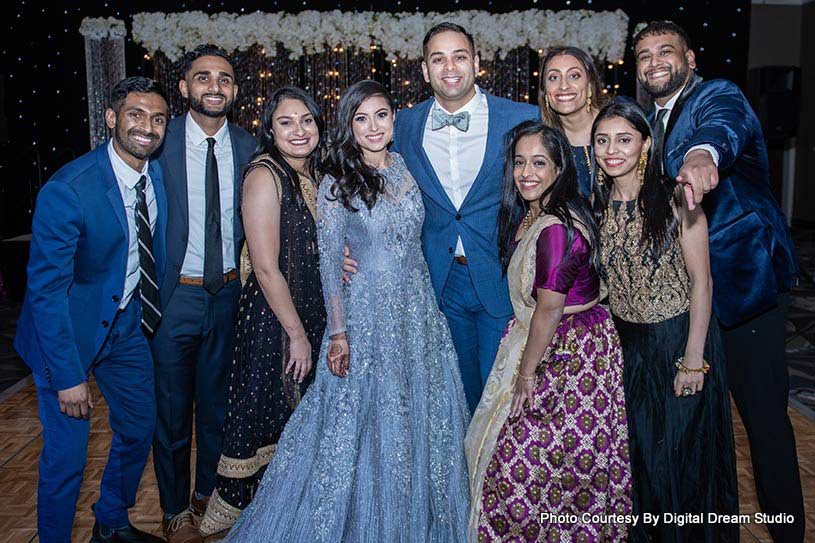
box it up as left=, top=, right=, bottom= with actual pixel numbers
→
left=0, top=0, right=751, bottom=238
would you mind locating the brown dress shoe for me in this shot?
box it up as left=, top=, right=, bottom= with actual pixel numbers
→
left=162, top=511, right=203, bottom=543
left=189, top=494, right=210, bottom=519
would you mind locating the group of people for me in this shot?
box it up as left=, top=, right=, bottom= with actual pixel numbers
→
left=15, top=18, right=805, bottom=543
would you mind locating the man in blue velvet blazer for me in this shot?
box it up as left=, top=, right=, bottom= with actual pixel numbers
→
left=149, top=44, right=256, bottom=541
left=635, top=22, right=803, bottom=542
left=391, top=23, right=539, bottom=413
left=14, top=77, right=168, bottom=543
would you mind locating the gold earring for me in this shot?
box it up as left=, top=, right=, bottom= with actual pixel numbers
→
left=596, top=168, right=605, bottom=186
left=586, top=90, right=593, bottom=115
left=637, top=151, right=648, bottom=186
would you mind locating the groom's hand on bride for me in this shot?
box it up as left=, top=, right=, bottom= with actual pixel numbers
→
left=342, top=245, right=359, bottom=283
left=328, top=334, right=350, bottom=377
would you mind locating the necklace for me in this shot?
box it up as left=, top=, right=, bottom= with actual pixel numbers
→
left=582, top=146, right=593, bottom=174
left=521, top=208, right=539, bottom=231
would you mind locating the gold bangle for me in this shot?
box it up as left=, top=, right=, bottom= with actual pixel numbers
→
left=517, top=373, right=537, bottom=383
left=675, top=356, right=711, bottom=374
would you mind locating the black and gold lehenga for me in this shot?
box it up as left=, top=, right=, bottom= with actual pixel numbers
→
left=600, top=200, right=738, bottom=543
left=199, top=155, right=327, bottom=536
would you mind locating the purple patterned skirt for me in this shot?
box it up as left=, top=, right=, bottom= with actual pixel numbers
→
left=477, top=305, right=632, bottom=542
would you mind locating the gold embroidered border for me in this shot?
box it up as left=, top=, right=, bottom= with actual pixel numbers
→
left=199, top=488, right=241, bottom=538
left=216, top=443, right=277, bottom=479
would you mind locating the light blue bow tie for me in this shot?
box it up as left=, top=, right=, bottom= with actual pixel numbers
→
left=431, top=109, right=470, bottom=132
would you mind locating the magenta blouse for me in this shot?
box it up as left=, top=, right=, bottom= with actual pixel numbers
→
left=531, top=224, right=599, bottom=307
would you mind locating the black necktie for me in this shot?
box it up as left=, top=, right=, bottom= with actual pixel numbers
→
left=135, top=175, right=161, bottom=334
left=203, top=137, right=224, bottom=295
left=652, top=108, right=670, bottom=174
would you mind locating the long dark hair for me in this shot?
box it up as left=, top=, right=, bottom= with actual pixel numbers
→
left=252, top=86, right=325, bottom=208
left=591, top=99, right=680, bottom=261
left=538, top=46, right=608, bottom=131
left=497, top=120, right=600, bottom=273
left=324, top=80, right=396, bottom=212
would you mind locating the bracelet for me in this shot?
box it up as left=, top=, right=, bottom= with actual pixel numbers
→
left=517, top=373, right=537, bottom=383
left=674, top=356, right=710, bottom=375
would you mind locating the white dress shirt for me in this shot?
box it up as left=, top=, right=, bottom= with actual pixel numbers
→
left=107, top=140, right=157, bottom=309
left=180, top=113, right=236, bottom=276
left=423, top=86, right=489, bottom=257
left=655, top=86, right=720, bottom=166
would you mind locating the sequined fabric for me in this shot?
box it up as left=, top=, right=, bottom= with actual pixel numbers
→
left=599, top=200, right=690, bottom=324
left=223, top=152, right=471, bottom=542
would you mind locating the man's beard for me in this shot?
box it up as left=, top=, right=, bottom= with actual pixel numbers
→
left=640, top=62, right=690, bottom=99
left=115, top=126, right=161, bottom=160
left=189, top=93, right=234, bottom=118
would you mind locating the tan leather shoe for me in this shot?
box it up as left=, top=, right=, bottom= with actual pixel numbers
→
left=162, top=511, right=203, bottom=543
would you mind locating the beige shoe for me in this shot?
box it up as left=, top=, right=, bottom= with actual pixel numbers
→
left=198, top=489, right=240, bottom=541
left=163, top=510, right=203, bottom=543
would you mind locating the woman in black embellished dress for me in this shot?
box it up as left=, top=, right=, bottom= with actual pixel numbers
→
left=593, top=100, right=738, bottom=542
left=199, top=87, right=327, bottom=538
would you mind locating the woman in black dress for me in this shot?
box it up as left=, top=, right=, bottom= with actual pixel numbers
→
left=199, top=86, right=327, bottom=538
left=593, top=100, right=738, bottom=542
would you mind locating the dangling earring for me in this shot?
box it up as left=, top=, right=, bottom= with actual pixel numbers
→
left=596, top=168, right=605, bottom=186
left=544, top=94, right=551, bottom=110
left=585, top=90, right=593, bottom=115
left=637, top=151, right=648, bottom=187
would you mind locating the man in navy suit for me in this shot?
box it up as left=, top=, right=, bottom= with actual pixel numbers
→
left=634, top=21, right=804, bottom=542
left=14, top=77, right=168, bottom=543
left=347, top=23, right=539, bottom=413
left=150, top=44, right=255, bottom=543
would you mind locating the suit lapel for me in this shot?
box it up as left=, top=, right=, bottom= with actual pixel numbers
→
left=149, top=161, right=168, bottom=281
left=228, top=122, right=247, bottom=260
left=163, top=118, right=189, bottom=238
left=460, top=92, right=501, bottom=209
left=406, top=100, right=456, bottom=213
left=665, top=73, right=703, bottom=143
left=98, top=145, right=129, bottom=241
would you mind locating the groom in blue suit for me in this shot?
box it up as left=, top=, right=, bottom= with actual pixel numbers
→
left=14, top=77, right=168, bottom=543
left=635, top=22, right=804, bottom=542
left=391, top=23, right=539, bottom=413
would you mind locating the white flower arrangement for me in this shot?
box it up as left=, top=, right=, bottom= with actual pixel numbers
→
left=79, top=17, right=127, bottom=40
left=128, top=9, right=629, bottom=62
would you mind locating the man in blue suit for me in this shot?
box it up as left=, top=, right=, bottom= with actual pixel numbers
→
left=347, top=23, right=539, bottom=413
left=14, top=77, right=168, bottom=543
left=150, top=44, right=255, bottom=543
left=635, top=21, right=804, bottom=542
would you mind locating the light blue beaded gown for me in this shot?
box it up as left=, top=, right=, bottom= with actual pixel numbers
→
left=223, top=152, right=471, bottom=542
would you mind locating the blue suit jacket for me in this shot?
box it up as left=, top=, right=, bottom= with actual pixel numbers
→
left=659, top=75, right=798, bottom=327
left=152, top=115, right=256, bottom=308
left=14, top=144, right=168, bottom=391
left=393, top=92, right=540, bottom=316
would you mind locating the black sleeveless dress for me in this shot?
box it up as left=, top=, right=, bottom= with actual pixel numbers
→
left=200, top=155, right=327, bottom=535
left=600, top=200, right=738, bottom=543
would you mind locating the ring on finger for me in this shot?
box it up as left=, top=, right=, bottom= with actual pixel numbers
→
left=681, top=386, right=694, bottom=396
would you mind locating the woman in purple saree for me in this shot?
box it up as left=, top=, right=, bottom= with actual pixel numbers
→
left=465, top=121, right=632, bottom=542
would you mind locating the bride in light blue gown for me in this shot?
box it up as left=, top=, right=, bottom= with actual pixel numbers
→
left=223, top=80, right=471, bottom=542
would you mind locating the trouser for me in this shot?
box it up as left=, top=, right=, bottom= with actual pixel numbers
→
left=36, top=298, right=156, bottom=542
left=440, top=261, right=512, bottom=414
left=150, top=279, right=240, bottom=515
left=722, top=294, right=805, bottom=543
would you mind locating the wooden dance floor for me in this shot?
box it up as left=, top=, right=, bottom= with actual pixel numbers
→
left=0, top=378, right=813, bottom=543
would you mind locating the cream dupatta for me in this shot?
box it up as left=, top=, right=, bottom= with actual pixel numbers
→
left=463, top=214, right=583, bottom=542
